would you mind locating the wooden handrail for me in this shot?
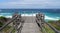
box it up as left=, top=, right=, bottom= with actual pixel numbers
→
left=0, top=16, right=18, bottom=31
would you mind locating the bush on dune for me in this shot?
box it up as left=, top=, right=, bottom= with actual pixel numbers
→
left=48, top=20, right=54, bottom=23
left=48, top=19, right=60, bottom=31
left=0, top=16, right=7, bottom=27
left=57, top=20, right=60, bottom=23
left=0, top=22, right=3, bottom=27
left=0, top=16, right=7, bottom=21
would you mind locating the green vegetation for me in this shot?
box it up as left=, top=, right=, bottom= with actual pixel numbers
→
left=57, top=20, right=60, bottom=23
left=0, top=16, right=7, bottom=21
left=0, top=22, right=3, bottom=27
left=0, top=16, right=7, bottom=26
left=42, top=24, right=55, bottom=33
left=42, top=19, right=60, bottom=33
left=0, top=16, right=16, bottom=33
left=48, top=20, right=60, bottom=31
left=0, top=16, right=6, bottom=19
left=0, top=16, right=7, bottom=27
left=52, top=24, right=60, bottom=30
left=12, top=29, right=16, bottom=33
left=0, top=16, right=13, bottom=33
left=2, top=25, right=16, bottom=33
left=48, top=20, right=54, bottom=23
left=2, top=26, right=11, bottom=33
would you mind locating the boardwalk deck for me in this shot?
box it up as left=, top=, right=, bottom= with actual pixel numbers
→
left=0, top=14, right=59, bottom=33
left=21, top=16, right=42, bottom=33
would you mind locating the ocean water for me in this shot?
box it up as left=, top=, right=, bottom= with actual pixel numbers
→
left=0, top=9, right=60, bottom=21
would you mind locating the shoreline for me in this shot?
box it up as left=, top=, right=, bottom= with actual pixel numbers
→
left=0, top=15, right=59, bottom=21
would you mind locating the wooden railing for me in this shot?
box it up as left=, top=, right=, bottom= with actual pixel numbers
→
left=0, top=14, right=24, bottom=33
left=36, top=13, right=60, bottom=33
left=0, top=12, right=60, bottom=33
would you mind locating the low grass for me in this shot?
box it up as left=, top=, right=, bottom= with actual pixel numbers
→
left=42, top=24, right=55, bottom=33
left=2, top=26, right=11, bottom=33
left=0, top=16, right=16, bottom=33
left=0, top=22, right=4, bottom=27
left=2, top=26, right=16, bottom=33
left=48, top=20, right=60, bottom=31
left=50, top=23, right=60, bottom=31
left=11, top=29, right=16, bottom=33
left=0, top=16, right=7, bottom=27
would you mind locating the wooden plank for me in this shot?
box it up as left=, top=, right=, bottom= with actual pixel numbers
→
left=21, top=16, right=42, bottom=33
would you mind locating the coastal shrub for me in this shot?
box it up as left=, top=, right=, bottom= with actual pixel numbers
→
left=57, top=20, right=60, bottom=23
left=0, top=16, right=7, bottom=21
left=12, top=29, right=16, bottom=33
left=48, top=20, right=60, bottom=31
left=48, top=20, right=54, bottom=23
left=0, top=16, right=7, bottom=27
left=0, top=22, right=3, bottom=27
left=51, top=23, right=60, bottom=30
left=2, top=26, right=12, bottom=33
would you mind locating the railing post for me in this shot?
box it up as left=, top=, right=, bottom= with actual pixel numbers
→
left=13, top=14, right=25, bottom=33
left=36, top=13, right=47, bottom=33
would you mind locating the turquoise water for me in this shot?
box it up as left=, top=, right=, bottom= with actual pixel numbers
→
left=0, top=9, right=60, bottom=21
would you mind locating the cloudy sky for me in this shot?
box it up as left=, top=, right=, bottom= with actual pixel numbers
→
left=0, top=0, right=60, bottom=9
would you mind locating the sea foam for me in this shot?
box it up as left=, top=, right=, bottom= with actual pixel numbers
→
left=0, top=13, right=59, bottom=20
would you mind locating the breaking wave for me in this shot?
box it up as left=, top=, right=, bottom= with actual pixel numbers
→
left=0, top=13, right=59, bottom=20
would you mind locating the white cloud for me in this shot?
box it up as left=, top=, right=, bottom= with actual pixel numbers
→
left=0, top=0, right=60, bottom=8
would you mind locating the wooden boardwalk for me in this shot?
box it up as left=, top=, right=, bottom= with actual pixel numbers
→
left=0, top=13, right=60, bottom=33
left=21, top=16, right=42, bottom=33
